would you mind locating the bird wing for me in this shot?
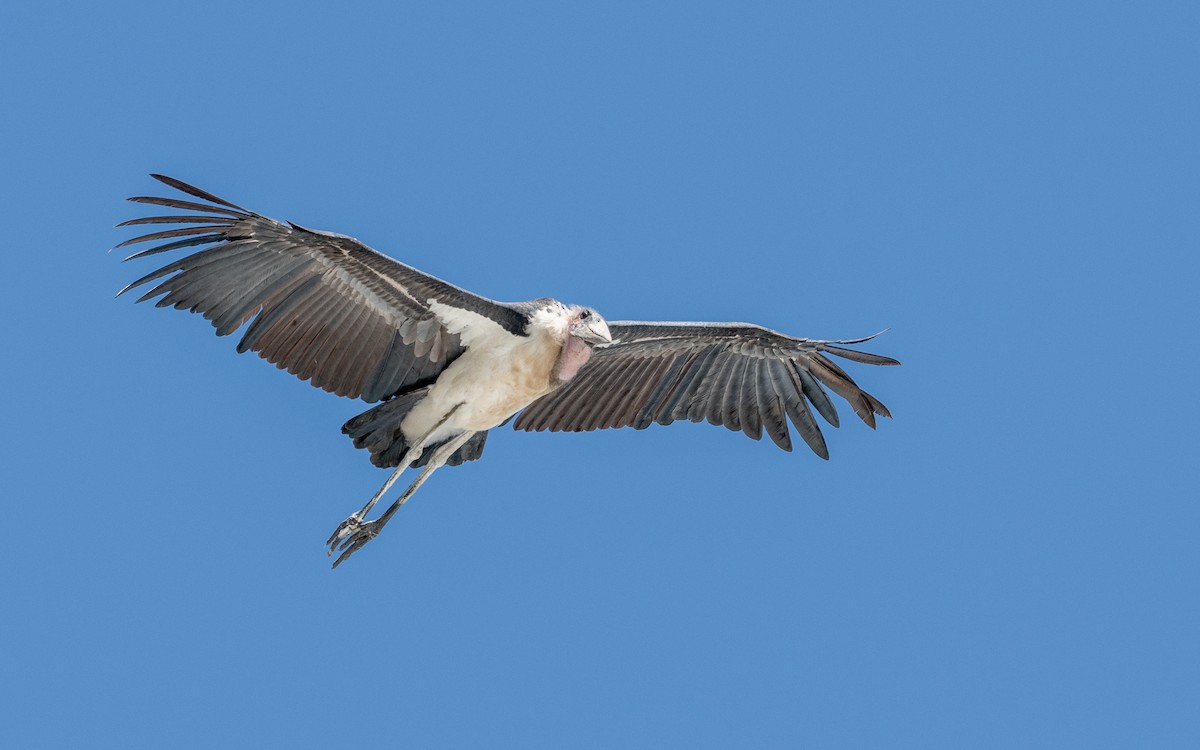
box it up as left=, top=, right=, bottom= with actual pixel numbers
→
left=117, top=175, right=530, bottom=402
left=513, top=321, right=900, bottom=458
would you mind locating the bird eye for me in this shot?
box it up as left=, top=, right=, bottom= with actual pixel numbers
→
left=581, top=310, right=590, bottom=320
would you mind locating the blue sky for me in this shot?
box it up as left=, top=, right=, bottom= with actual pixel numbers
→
left=2, top=1, right=1197, bottom=747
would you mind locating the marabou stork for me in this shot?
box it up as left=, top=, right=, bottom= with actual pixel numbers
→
left=117, top=175, right=900, bottom=567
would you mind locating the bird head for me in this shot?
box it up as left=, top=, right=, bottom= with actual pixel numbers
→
left=567, top=306, right=612, bottom=346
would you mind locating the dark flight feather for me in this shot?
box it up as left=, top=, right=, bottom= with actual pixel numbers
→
left=515, top=322, right=898, bottom=459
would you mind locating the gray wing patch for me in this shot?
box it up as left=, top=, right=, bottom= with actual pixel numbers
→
left=118, top=175, right=529, bottom=401
left=514, top=321, right=899, bottom=459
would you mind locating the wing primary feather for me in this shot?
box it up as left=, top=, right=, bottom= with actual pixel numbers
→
left=115, top=225, right=230, bottom=248
left=120, top=245, right=225, bottom=297
left=125, top=251, right=230, bottom=301
left=723, top=356, right=751, bottom=432
left=865, top=393, right=892, bottom=420
left=120, top=233, right=225, bottom=262
left=127, top=195, right=248, bottom=218
left=812, top=351, right=855, bottom=381
left=738, top=359, right=763, bottom=440
left=781, top=363, right=830, bottom=459
left=805, top=354, right=877, bottom=429
left=822, top=345, right=901, bottom=366
left=166, top=247, right=290, bottom=324
left=695, top=350, right=731, bottom=424
left=715, top=355, right=748, bottom=432
left=150, top=174, right=250, bottom=212
left=691, top=349, right=735, bottom=423
left=178, top=248, right=293, bottom=319
left=757, top=360, right=792, bottom=451
left=234, top=270, right=322, bottom=351
left=117, top=215, right=233, bottom=227
left=822, top=330, right=890, bottom=346
left=121, top=241, right=256, bottom=298
left=212, top=258, right=314, bottom=336
left=795, top=364, right=839, bottom=427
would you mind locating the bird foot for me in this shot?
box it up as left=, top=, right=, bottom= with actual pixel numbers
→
left=326, top=513, right=365, bottom=552
left=329, top=518, right=385, bottom=568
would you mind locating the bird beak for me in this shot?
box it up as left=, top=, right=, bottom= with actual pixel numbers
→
left=573, top=317, right=612, bottom=345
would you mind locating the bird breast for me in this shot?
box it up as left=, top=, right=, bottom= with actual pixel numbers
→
left=400, top=318, right=571, bottom=441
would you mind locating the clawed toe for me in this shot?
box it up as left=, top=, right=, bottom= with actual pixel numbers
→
left=326, top=514, right=364, bottom=552
left=327, top=496, right=404, bottom=568
left=330, top=521, right=383, bottom=568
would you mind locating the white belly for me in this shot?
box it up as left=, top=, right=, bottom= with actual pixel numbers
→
left=399, top=320, right=563, bottom=444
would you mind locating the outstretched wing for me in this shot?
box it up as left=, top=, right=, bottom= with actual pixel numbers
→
left=117, top=175, right=530, bottom=402
left=513, top=321, right=899, bottom=458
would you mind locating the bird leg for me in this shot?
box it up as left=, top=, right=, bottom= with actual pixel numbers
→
left=324, top=464, right=411, bottom=551
left=325, top=403, right=463, bottom=554
left=330, top=430, right=477, bottom=568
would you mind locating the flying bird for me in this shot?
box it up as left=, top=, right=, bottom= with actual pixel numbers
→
left=117, top=175, right=900, bottom=567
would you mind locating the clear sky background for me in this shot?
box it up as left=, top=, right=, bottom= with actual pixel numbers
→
left=2, top=1, right=1197, bottom=747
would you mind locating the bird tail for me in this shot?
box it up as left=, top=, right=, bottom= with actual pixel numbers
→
left=342, top=388, right=488, bottom=469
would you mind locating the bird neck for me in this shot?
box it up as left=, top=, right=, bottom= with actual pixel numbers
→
left=552, top=335, right=592, bottom=384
